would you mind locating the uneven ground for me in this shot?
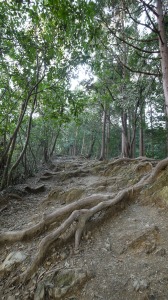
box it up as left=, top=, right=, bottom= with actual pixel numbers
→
left=1, top=156, right=168, bottom=299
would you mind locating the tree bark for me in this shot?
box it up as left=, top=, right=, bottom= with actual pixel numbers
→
left=86, top=135, right=95, bottom=159
left=121, top=112, right=128, bottom=157
left=99, top=102, right=107, bottom=160
left=7, top=100, right=35, bottom=186
left=157, top=0, right=168, bottom=116
left=139, top=112, right=145, bottom=156
left=49, top=125, right=61, bottom=157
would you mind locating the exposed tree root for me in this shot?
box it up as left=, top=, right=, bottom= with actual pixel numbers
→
left=1, top=157, right=168, bottom=284
left=0, top=205, right=8, bottom=214
left=107, top=157, right=134, bottom=167
left=146, top=157, right=168, bottom=182
left=0, top=194, right=111, bottom=244
left=25, top=184, right=45, bottom=193
left=18, top=210, right=81, bottom=283
left=107, top=156, right=158, bottom=168
left=12, top=185, right=143, bottom=283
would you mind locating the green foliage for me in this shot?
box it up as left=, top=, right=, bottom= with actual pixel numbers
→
left=0, top=0, right=167, bottom=187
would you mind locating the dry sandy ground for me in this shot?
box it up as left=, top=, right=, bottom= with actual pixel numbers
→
left=1, top=156, right=168, bottom=300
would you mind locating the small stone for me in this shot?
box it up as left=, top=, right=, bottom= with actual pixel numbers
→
left=34, top=282, right=45, bottom=300
left=14, top=293, right=19, bottom=297
left=0, top=251, right=27, bottom=273
left=35, top=268, right=93, bottom=300
left=102, top=247, right=108, bottom=252
left=60, top=251, right=68, bottom=260
left=155, top=248, right=166, bottom=256
left=145, top=242, right=156, bottom=254
left=133, top=279, right=149, bottom=291
left=65, top=261, right=70, bottom=268
left=104, top=242, right=111, bottom=251
left=7, top=296, right=15, bottom=300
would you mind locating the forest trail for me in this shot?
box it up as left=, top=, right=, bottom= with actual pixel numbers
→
left=1, top=156, right=168, bottom=300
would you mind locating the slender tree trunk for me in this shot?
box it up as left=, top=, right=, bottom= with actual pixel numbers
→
left=0, top=99, right=29, bottom=168
left=120, top=2, right=130, bottom=158
left=157, top=0, right=168, bottom=116
left=81, top=132, right=86, bottom=156
left=149, top=102, right=154, bottom=157
left=0, top=76, right=44, bottom=168
left=73, top=127, right=78, bottom=156
left=106, top=107, right=110, bottom=159
left=99, top=102, right=107, bottom=160
left=86, top=135, right=95, bottom=159
left=130, top=114, right=136, bottom=158
left=28, top=143, right=38, bottom=172
left=44, top=141, right=49, bottom=162
left=7, top=103, right=35, bottom=186
left=1, top=136, right=17, bottom=189
left=121, top=112, right=129, bottom=157
left=164, top=108, right=168, bottom=156
left=139, top=111, right=145, bottom=156
left=49, top=125, right=61, bottom=157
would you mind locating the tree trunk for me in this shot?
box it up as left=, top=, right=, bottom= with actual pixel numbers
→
left=149, top=102, right=154, bottom=157
left=49, top=125, right=61, bottom=157
left=74, top=127, right=78, bottom=156
left=81, top=132, right=86, bottom=156
left=99, top=102, right=107, bottom=160
left=157, top=0, right=168, bottom=116
left=165, top=116, right=168, bottom=156
left=86, top=135, right=95, bottom=159
left=106, top=107, right=110, bottom=159
left=121, top=112, right=130, bottom=157
left=120, top=2, right=131, bottom=158
left=7, top=102, right=35, bottom=186
left=0, top=136, right=17, bottom=189
left=139, top=111, right=145, bottom=156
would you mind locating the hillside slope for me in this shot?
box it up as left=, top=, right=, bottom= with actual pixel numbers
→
left=1, top=156, right=168, bottom=300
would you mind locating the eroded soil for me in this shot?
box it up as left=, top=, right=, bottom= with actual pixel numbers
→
left=1, top=156, right=168, bottom=299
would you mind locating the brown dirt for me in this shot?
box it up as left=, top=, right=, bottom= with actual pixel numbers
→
left=1, top=156, right=168, bottom=299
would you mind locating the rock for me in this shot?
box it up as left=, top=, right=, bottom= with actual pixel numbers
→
left=145, top=241, right=156, bottom=254
left=64, top=188, right=85, bottom=204
left=95, top=186, right=106, bottom=192
left=34, top=268, right=94, bottom=300
left=43, top=171, right=57, bottom=176
left=154, top=247, right=166, bottom=256
left=60, top=250, right=69, bottom=260
left=104, top=238, right=111, bottom=251
left=25, top=185, right=45, bottom=193
left=48, top=187, right=63, bottom=201
left=2, top=186, right=27, bottom=197
left=50, top=268, right=92, bottom=299
left=7, top=296, right=15, bottom=300
left=65, top=261, right=70, bottom=268
left=134, top=162, right=152, bottom=174
left=40, top=175, right=53, bottom=180
left=0, top=251, right=27, bottom=273
left=34, top=282, right=45, bottom=300
left=132, top=278, right=149, bottom=291
left=121, top=226, right=160, bottom=254
left=48, top=187, right=84, bottom=204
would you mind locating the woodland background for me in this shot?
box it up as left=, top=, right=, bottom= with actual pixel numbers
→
left=0, top=0, right=168, bottom=189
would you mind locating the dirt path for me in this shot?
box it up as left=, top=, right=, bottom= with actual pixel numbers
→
left=0, top=157, right=168, bottom=299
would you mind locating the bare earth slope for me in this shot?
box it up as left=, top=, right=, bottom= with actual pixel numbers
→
left=1, top=156, right=168, bottom=300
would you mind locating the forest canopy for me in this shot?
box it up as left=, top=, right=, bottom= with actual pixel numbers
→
left=0, top=0, right=168, bottom=189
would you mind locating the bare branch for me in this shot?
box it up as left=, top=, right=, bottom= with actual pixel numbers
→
left=125, top=6, right=158, bottom=34
left=139, top=0, right=158, bottom=17
left=104, top=21, right=159, bottom=54
left=117, top=56, right=161, bottom=77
